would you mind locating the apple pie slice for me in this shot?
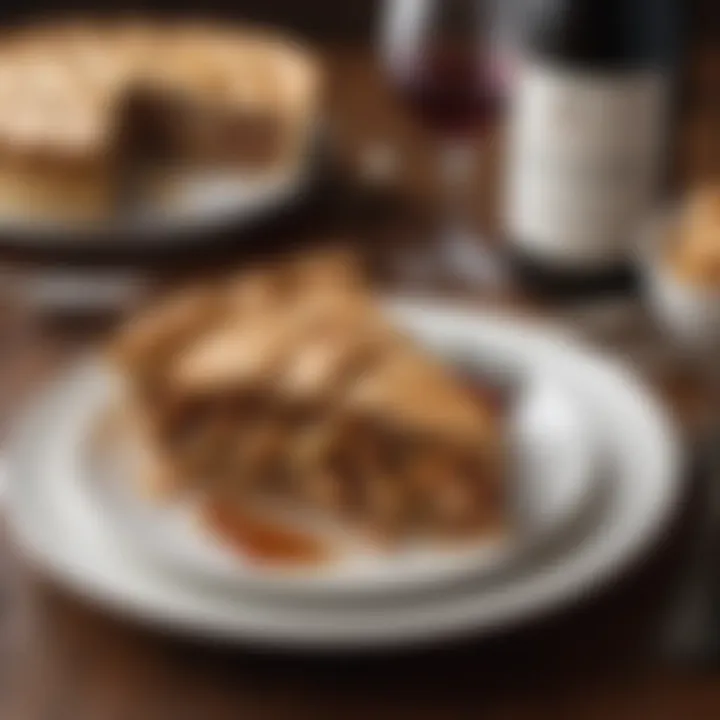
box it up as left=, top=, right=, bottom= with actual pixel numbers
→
left=112, top=252, right=505, bottom=543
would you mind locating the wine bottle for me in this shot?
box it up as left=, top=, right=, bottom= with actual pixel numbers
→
left=503, top=0, right=683, bottom=297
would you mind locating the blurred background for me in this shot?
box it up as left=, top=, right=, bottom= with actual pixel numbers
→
left=0, top=1, right=717, bottom=719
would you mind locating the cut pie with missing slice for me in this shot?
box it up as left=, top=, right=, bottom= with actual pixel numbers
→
left=111, top=251, right=505, bottom=543
left=0, top=20, right=321, bottom=223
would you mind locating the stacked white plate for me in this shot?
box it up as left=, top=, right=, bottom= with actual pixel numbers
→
left=1, top=300, right=683, bottom=650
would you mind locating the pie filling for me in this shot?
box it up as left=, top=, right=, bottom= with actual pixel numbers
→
left=116, top=86, right=288, bottom=169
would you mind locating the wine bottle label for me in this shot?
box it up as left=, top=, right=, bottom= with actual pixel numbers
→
left=505, top=62, right=669, bottom=269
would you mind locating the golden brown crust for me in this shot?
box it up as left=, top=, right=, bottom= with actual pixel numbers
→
left=345, top=349, right=499, bottom=447
left=0, top=163, right=114, bottom=222
left=109, top=282, right=225, bottom=376
left=0, top=21, right=320, bottom=160
left=171, top=313, right=297, bottom=393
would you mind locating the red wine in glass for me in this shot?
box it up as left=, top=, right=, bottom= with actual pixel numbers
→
left=395, top=45, right=503, bottom=136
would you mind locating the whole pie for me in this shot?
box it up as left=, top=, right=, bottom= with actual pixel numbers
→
left=111, top=251, right=505, bottom=544
left=0, top=20, right=321, bottom=222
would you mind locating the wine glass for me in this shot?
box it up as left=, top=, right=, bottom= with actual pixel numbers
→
left=379, top=0, right=508, bottom=289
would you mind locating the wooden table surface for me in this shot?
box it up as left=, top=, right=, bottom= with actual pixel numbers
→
left=0, top=46, right=719, bottom=719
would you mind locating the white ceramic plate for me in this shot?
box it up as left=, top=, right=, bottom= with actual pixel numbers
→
left=55, top=336, right=598, bottom=601
left=3, top=303, right=683, bottom=649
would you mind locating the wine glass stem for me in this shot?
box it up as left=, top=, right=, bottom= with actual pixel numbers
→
left=438, top=140, right=505, bottom=288
left=439, top=140, right=474, bottom=231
